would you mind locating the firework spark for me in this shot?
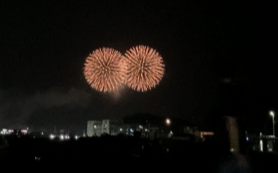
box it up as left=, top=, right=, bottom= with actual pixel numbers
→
left=84, top=48, right=126, bottom=92
left=124, top=45, right=165, bottom=92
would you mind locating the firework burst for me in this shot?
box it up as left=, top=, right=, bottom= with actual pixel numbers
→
left=84, top=48, right=126, bottom=92
left=124, top=45, right=165, bottom=92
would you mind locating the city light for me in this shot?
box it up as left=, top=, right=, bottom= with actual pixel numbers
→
left=1, top=129, right=14, bottom=135
left=0, top=129, right=7, bottom=134
left=50, top=134, right=55, bottom=139
left=21, top=129, right=28, bottom=135
left=60, top=135, right=64, bottom=140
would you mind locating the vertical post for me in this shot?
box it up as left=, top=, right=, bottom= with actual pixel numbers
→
left=225, top=116, right=239, bottom=153
left=273, top=115, right=275, bottom=137
left=270, top=111, right=275, bottom=137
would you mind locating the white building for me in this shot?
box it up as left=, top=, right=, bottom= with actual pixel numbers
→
left=87, top=119, right=124, bottom=137
left=102, top=120, right=109, bottom=134
left=87, top=121, right=102, bottom=137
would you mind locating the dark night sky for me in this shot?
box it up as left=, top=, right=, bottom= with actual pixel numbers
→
left=0, top=1, right=277, bottom=134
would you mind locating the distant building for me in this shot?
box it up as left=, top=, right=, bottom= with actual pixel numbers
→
left=103, top=119, right=127, bottom=135
left=87, top=119, right=138, bottom=137
left=252, top=134, right=278, bottom=152
left=87, top=121, right=102, bottom=137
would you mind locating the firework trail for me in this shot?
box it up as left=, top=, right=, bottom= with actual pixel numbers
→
left=84, top=48, right=126, bottom=92
left=124, top=45, right=164, bottom=92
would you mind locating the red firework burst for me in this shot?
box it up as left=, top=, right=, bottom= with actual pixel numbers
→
left=84, top=48, right=126, bottom=92
left=124, top=45, right=165, bottom=92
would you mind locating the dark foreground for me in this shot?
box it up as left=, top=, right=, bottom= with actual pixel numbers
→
left=1, top=135, right=277, bottom=172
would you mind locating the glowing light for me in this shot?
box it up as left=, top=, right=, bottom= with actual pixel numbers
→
left=21, top=129, right=27, bottom=134
left=166, top=118, right=171, bottom=125
left=84, top=47, right=126, bottom=92
left=202, top=132, right=214, bottom=135
left=50, top=134, right=55, bottom=139
left=124, top=45, right=164, bottom=92
left=1, top=129, right=7, bottom=134
left=60, top=135, right=64, bottom=140
left=168, top=131, right=173, bottom=137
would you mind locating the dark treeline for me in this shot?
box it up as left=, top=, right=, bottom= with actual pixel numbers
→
left=1, top=134, right=278, bottom=173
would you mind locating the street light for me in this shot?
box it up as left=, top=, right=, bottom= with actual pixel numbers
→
left=270, top=111, right=275, bottom=137
left=166, top=118, right=171, bottom=125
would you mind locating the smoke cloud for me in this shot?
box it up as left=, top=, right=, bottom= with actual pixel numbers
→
left=0, top=88, right=93, bottom=130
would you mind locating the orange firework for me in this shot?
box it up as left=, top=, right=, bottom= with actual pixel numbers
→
left=124, top=45, right=165, bottom=92
left=84, top=48, right=126, bottom=92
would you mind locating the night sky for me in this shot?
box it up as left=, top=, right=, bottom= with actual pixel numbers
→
left=0, top=1, right=277, bottom=134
